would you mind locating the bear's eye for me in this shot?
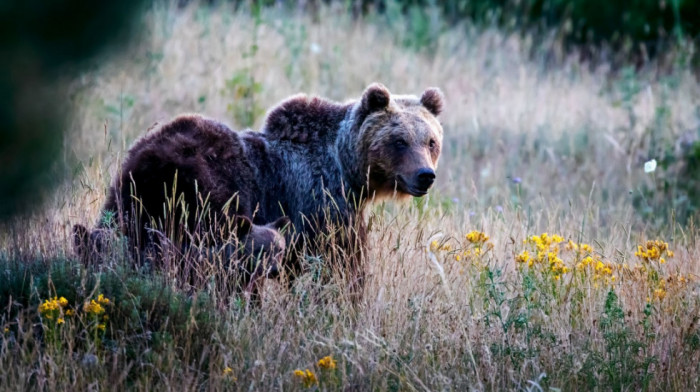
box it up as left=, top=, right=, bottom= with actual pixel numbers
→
left=429, top=139, right=436, bottom=149
left=394, top=139, right=409, bottom=149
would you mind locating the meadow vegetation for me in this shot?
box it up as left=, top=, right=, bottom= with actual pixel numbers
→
left=1, top=2, right=700, bottom=390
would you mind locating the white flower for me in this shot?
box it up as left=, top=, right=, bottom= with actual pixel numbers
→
left=644, top=159, right=657, bottom=173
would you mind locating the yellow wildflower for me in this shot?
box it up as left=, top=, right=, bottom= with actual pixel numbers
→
left=57, top=318, right=65, bottom=325
left=3, top=327, right=8, bottom=334
left=549, top=257, right=569, bottom=280
left=97, top=323, right=106, bottom=331
left=97, top=294, right=110, bottom=305
left=293, top=369, right=318, bottom=388
left=39, top=296, right=69, bottom=320
left=318, top=355, right=337, bottom=370
left=654, top=288, right=666, bottom=300
left=515, top=250, right=531, bottom=264
left=65, top=309, right=75, bottom=317
left=466, top=231, right=490, bottom=244
left=39, top=296, right=66, bottom=315
left=577, top=256, right=594, bottom=270
left=635, top=240, right=672, bottom=264
left=84, top=300, right=105, bottom=316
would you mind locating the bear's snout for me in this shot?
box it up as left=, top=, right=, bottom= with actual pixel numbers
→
left=414, top=168, right=436, bottom=191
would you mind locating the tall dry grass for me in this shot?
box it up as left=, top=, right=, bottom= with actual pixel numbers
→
left=1, top=2, right=700, bottom=390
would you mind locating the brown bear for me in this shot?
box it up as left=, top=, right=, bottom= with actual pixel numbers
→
left=95, top=83, right=444, bottom=295
left=73, top=215, right=289, bottom=299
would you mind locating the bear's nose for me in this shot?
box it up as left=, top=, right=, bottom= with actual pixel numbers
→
left=415, top=168, right=436, bottom=188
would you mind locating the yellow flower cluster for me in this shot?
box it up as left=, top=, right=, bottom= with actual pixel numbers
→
left=430, top=231, right=496, bottom=264
left=38, top=296, right=69, bottom=323
left=516, top=233, right=569, bottom=279
left=84, top=294, right=110, bottom=316
left=576, top=255, right=616, bottom=285
left=549, top=256, right=569, bottom=281
left=466, top=231, right=490, bottom=245
left=515, top=250, right=532, bottom=265
left=84, top=294, right=111, bottom=332
left=635, top=240, right=673, bottom=264
left=317, top=355, right=337, bottom=370
left=39, top=297, right=68, bottom=315
left=84, top=300, right=105, bottom=316
left=654, top=285, right=666, bottom=300
left=452, top=231, right=494, bottom=265
left=293, top=369, right=318, bottom=388
left=97, top=294, right=110, bottom=305
left=528, top=233, right=564, bottom=252
left=517, top=233, right=564, bottom=264
left=515, top=234, right=622, bottom=283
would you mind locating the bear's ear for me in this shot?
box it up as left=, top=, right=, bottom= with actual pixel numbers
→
left=232, top=215, right=253, bottom=236
left=270, top=216, right=291, bottom=232
left=420, top=87, right=444, bottom=116
left=361, top=83, right=391, bottom=114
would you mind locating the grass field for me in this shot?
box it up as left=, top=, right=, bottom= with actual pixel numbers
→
left=2, top=3, right=700, bottom=390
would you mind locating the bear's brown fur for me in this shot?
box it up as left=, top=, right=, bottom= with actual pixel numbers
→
left=95, top=83, right=444, bottom=296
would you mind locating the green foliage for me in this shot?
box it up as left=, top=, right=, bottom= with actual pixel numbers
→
left=349, top=0, right=699, bottom=59
left=595, top=290, right=655, bottom=390
left=226, top=0, right=699, bottom=62
left=479, top=267, right=553, bottom=375
left=0, top=257, right=220, bottom=388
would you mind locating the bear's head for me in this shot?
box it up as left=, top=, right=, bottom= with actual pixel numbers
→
left=353, top=83, right=444, bottom=199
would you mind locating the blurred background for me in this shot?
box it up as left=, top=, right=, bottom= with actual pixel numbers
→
left=2, top=3, right=700, bottom=389
left=2, top=0, right=699, bottom=231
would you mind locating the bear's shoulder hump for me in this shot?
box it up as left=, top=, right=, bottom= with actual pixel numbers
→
left=262, top=94, right=350, bottom=144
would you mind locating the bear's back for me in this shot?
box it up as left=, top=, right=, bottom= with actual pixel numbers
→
left=262, top=95, right=351, bottom=145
